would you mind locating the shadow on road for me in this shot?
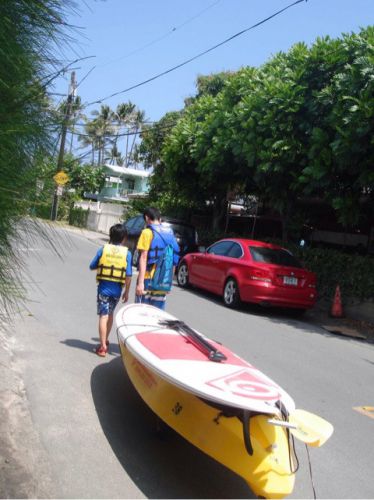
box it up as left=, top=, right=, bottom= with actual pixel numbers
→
left=177, top=286, right=370, bottom=345
left=90, top=356, right=254, bottom=499
left=60, top=338, right=97, bottom=353
left=60, top=338, right=121, bottom=356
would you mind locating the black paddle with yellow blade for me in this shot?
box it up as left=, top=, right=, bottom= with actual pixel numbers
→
left=159, top=319, right=227, bottom=362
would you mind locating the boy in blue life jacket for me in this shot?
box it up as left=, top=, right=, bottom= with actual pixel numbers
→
left=90, top=224, right=132, bottom=357
left=135, top=207, right=179, bottom=310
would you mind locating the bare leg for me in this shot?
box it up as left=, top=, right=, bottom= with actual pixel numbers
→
left=106, top=314, right=114, bottom=344
left=99, top=315, right=108, bottom=349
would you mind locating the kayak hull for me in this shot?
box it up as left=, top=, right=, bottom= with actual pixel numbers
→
left=119, top=341, right=295, bottom=499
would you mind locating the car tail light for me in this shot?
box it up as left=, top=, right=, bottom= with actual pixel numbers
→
left=249, top=269, right=272, bottom=283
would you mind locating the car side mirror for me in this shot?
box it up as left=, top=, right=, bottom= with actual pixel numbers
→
left=198, top=246, right=206, bottom=253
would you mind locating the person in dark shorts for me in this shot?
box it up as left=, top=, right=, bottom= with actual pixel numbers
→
left=90, top=224, right=132, bottom=357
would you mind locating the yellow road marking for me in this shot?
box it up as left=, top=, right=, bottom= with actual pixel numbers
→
left=353, top=406, right=374, bottom=420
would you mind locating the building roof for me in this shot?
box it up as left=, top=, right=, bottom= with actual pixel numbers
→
left=103, top=164, right=151, bottom=178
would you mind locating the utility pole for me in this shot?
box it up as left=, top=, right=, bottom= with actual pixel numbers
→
left=51, top=71, right=76, bottom=221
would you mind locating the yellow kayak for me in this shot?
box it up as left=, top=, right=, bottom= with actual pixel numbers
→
left=116, top=304, right=333, bottom=498
left=119, top=344, right=296, bottom=498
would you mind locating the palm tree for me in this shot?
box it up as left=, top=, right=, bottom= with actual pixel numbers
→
left=113, top=102, right=136, bottom=165
left=106, top=144, right=124, bottom=166
left=79, top=119, right=100, bottom=165
left=127, top=109, right=146, bottom=168
left=90, top=105, right=115, bottom=165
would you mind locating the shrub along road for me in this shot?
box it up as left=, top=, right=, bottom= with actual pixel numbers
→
left=1, top=225, right=374, bottom=498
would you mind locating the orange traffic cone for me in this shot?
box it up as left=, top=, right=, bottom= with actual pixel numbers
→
left=330, top=285, right=344, bottom=318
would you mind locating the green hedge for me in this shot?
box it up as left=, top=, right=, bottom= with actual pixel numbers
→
left=196, top=228, right=374, bottom=302
left=69, top=207, right=89, bottom=228
left=293, top=246, right=374, bottom=302
left=32, top=202, right=51, bottom=219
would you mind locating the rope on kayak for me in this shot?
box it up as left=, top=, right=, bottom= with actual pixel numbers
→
left=275, top=399, right=300, bottom=475
left=242, top=410, right=254, bottom=455
left=305, top=443, right=317, bottom=499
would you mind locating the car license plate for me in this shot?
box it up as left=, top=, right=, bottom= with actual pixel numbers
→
left=283, top=276, right=298, bottom=286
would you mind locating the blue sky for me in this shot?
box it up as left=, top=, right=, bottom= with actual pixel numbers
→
left=54, top=0, right=373, bottom=122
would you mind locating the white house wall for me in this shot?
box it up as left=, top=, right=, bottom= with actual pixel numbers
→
left=75, top=201, right=128, bottom=234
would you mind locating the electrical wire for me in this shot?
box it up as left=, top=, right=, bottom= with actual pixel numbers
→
left=76, top=66, right=96, bottom=89
left=68, top=121, right=177, bottom=139
left=41, top=55, right=96, bottom=89
left=85, top=0, right=307, bottom=107
left=97, top=0, right=223, bottom=69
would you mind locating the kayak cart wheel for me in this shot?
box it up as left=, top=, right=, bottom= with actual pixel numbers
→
left=177, top=262, right=189, bottom=288
left=223, top=278, right=240, bottom=308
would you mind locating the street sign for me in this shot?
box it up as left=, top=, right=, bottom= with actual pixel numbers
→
left=53, top=171, right=69, bottom=185
left=36, top=179, right=44, bottom=195
left=56, top=185, right=64, bottom=196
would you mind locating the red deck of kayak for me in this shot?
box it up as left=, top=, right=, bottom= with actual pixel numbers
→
left=136, top=332, right=250, bottom=367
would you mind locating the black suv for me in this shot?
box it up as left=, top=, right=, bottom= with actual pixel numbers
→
left=123, top=215, right=199, bottom=264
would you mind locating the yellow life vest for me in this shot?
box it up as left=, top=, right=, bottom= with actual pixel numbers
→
left=96, top=244, right=128, bottom=284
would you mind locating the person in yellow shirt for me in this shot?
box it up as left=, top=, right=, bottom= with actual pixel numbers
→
left=135, top=207, right=179, bottom=310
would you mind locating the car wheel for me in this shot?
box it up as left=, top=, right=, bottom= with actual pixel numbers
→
left=223, top=278, right=240, bottom=308
left=177, top=262, right=189, bottom=288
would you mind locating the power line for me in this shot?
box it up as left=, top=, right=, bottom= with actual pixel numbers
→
left=67, top=119, right=169, bottom=128
left=76, top=66, right=96, bottom=89
left=69, top=121, right=176, bottom=139
left=41, top=55, right=95, bottom=89
left=86, top=0, right=307, bottom=107
left=97, top=0, right=223, bottom=69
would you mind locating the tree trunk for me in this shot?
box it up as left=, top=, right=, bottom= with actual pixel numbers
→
left=211, top=195, right=227, bottom=231
left=281, top=201, right=293, bottom=243
left=128, top=127, right=139, bottom=168
left=125, top=134, right=129, bottom=167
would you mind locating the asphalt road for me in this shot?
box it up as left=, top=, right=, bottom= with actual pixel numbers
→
left=4, top=226, right=374, bottom=498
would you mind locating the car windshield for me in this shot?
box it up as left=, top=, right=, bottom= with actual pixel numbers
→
left=125, top=216, right=144, bottom=232
left=249, top=246, right=303, bottom=268
left=163, top=222, right=194, bottom=241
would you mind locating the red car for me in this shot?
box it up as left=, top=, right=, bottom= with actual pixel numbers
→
left=177, top=238, right=317, bottom=310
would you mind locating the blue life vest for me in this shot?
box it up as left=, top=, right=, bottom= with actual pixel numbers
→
left=147, top=223, right=179, bottom=267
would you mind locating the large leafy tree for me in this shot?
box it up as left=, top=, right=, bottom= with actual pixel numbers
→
left=184, top=71, right=233, bottom=106
left=136, top=111, right=183, bottom=170
left=156, top=27, right=373, bottom=238
left=65, top=163, right=105, bottom=197
left=304, top=28, right=374, bottom=227
left=162, top=73, right=255, bottom=229
left=134, top=111, right=191, bottom=217
left=230, top=47, right=313, bottom=240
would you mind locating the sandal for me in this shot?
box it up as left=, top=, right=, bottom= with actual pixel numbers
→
left=95, top=345, right=107, bottom=357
